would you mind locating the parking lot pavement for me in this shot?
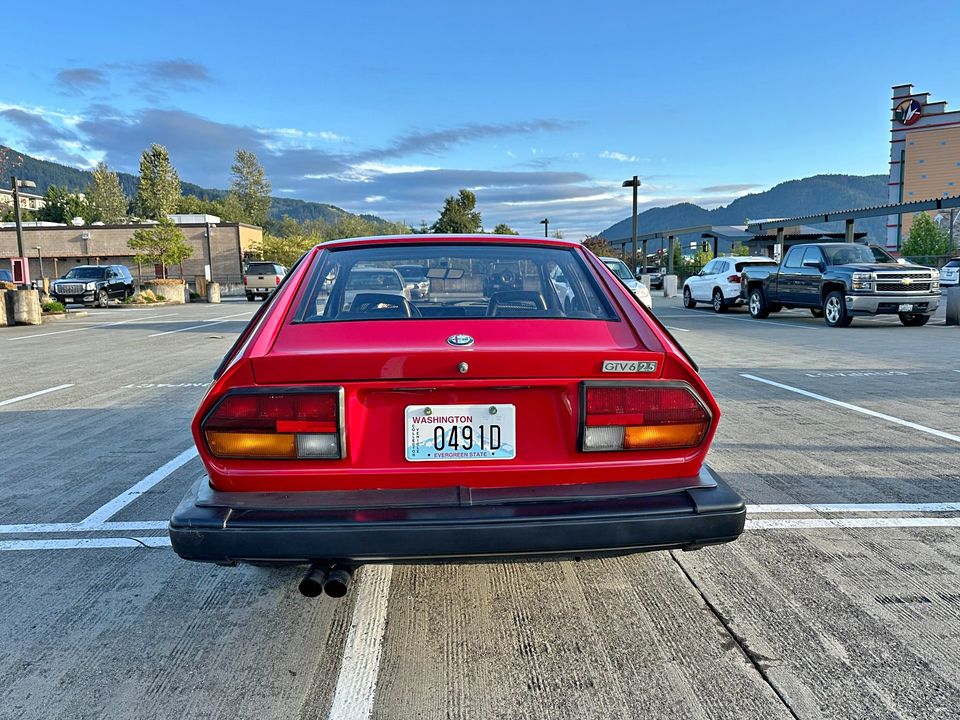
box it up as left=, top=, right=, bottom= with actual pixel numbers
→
left=2, top=294, right=960, bottom=719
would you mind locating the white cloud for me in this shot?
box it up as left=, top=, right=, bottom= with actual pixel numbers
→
left=365, top=195, right=386, bottom=203
left=599, top=150, right=640, bottom=163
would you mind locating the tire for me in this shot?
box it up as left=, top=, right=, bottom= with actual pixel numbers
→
left=810, top=308, right=824, bottom=318
left=748, top=288, right=769, bottom=319
left=246, top=293, right=256, bottom=302
left=899, top=313, right=931, bottom=326
left=823, top=291, right=852, bottom=327
left=682, top=287, right=696, bottom=309
left=712, top=289, right=727, bottom=313
left=96, top=289, right=109, bottom=308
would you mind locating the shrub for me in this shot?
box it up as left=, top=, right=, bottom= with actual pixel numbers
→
left=126, top=290, right=159, bottom=304
left=189, top=290, right=201, bottom=300
left=42, top=300, right=66, bottom=313
left=155, top=295, right=166, bottom=301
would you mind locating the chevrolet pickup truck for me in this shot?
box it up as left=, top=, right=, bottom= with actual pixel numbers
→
left=741, top=243, right=940, bottom=327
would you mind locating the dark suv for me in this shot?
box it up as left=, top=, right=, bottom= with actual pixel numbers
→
left=50, top=265, right=135, bottom=307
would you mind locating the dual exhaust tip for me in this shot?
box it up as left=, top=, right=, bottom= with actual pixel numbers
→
left=298, top=563, right=353, bottom=598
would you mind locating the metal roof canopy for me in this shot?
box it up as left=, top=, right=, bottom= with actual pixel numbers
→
left=746, top=195, right=960, bottom=232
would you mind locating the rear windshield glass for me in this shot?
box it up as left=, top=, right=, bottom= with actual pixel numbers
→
left=735, top=260, right=777, bottom=271
left=246, top=262, right=279, bottom=275
left=944, top=259, right=960, bottom=268
left=297, top=244, right=617, bottom=322
left=63, top=267, right=107, bottom=279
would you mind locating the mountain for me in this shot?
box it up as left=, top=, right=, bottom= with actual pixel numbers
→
left=0, top=145, right=364, bottom=225
left=600, top=174, right=889, bottom=243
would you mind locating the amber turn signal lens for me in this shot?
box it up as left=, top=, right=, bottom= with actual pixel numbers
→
left=623, top=423, right=707, bottom=450
left=206, top=431, right=297, bottom=459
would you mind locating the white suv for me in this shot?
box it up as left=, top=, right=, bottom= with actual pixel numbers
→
left=940, top=258, right=959, bottom=288
left=683, top=256, right=778, bottom=312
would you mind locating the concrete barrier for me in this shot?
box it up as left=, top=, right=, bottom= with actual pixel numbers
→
left=206, top=282, right=221, bottom=304
left=638, top=274, right=652, bottom=289
left=144, top=281, right=187, bottom=304
left=663, top=275, right=679, bottom=298
left=0, top=290, right=13, bottom=326
left=946, top=287, right=960, bottom=326
left=13, top=288, right=41, bottom=325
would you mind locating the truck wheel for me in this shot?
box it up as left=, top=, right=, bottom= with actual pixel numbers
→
left=810, top=308, right=824, bottom=318
left=712, top=289, right=727, bottom=313
left=97, top=289, right=109, bottom=308
left=748, top=288, right=769, bottom=319
left=823, top=291, right=852, bottom=327
left=899, top=313, right=930, bottom=326
left=246, top=293, right=256, bottom=302
left=682, top=287, right=696, bottom=309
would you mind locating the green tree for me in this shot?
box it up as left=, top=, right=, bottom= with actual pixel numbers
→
left=902, top=212, right=952, bottom=258
left=134, top=144, right=181, bottom=220
left=492, top=223, right=518, bottom=235
left=128, top=218, right=193, bottom=278
left=85, top=162, right=128, bottom=223
left=36, top=185, right=89, bottom=224
left=255, top=231, right=322, bottom=267
left=581, top=234, right=617, bottom=256
left=226, top=148, right=271, bottom=227
left=730, top=242, right=751, bottom=256
left=431, top=189, right=482, bottom=233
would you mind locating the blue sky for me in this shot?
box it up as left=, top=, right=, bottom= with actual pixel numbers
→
left=2, top=0, right=958, bottom=237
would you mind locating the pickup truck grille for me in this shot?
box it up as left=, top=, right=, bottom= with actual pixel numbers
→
left=876, top=281, right=931, bottom=292
left=876, top=272, right=931, bottom=280
left=55, top=283, right=86, bottom=295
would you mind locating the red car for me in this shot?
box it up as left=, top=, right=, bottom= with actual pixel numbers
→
left=169, top=235, right=745, bottom=597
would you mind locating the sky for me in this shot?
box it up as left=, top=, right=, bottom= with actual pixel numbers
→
left=2, top=0, right=959, bottom=238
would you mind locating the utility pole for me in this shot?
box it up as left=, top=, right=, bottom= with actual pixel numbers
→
left=622, top=176, right=641, bottom=276
left=11, top=176, right=25, bottom=259
left=540, top=218, right=549, bottom=237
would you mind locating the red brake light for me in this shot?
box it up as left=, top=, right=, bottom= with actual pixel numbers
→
left=203, top=391, right=340, bottom=459
left=582, top=385, right=710, bottom=451
left=243, top=276, right=248, bottom=285
left=727, top=274, right=741, bottom=283
left=275, top=275, right=281, bottom=285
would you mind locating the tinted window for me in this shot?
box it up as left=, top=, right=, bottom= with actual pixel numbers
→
left=783, top=247, right=804, bottom=268
left=395, top=265, right=427, bottom=282
left=246, top=262, right=279, bottom=275
left=824, top=245, right=880, bottom=265
left=701, top=260, right=717, bottom=275
left=801, top=247, right=823, bottom=266
left=298, top=244, right=616, bottom=322
left=868, top=246, right=898, bottom=264
left=735, top=260, right=777, bottom=272
left=64, top=267, right=107, bottom=279
left=945, top=259, right=960, bottom=268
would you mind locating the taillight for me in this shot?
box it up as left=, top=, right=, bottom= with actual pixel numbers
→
left=727, top=274, right=741, bottom=283
left=275, top=276, right=280, bottom=285
left=203, top=390, right=341, bottom=459
left=243, top=276, right=248, bottom=285
left=581, top=384, right=710, bottom=451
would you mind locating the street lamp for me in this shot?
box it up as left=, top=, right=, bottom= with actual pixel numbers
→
left=11, top=176, right=37, bottom=286
left=621, top=176, right=642, bottom=276
left=34, top=246, right=44, bottom=286
left=540, top=218, right=549, bottom=237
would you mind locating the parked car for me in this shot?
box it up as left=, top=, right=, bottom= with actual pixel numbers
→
left=638, top=266, right=664, bottom=289
left=243, top=261, right=287, bottom=301
left=600, top=256, right=653, bottom=308
left=341, top=266, right=410, bottom=310
left=50, top=265, right=134, bottom=307
left=395, top=264, right=431, bottom=298
left=683, top=256, right=778, bottom=313
left=940, top=257, right=960, bottom=288
left=169, top=234, right=745, bottom=598
left=741, top=243, right=940, bottom=327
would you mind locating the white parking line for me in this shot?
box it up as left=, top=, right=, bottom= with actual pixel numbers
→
left=0, top=383, right=74, bottom=407
left=741, top=373, right=960, bottom=444
left=8, top=313, right=179, bottom=341
left=748, top=517, right=960, bottom=530
left=206, top=311, right=252, bottom=322
left=79, top=447, right=199, bottom=526
left=148, top=314, right=250, bottom=337
left=0, top=536, right=171, bottom=551
left=0, top=520, right=168, bottom=535
left=664, top=325, right=689, bottom=333
left=748, top=502, right=960, bottom=513
left=327, top=565, right=393, bottom=720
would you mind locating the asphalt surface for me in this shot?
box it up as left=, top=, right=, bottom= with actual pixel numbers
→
left=1, top=294, right=959, bottom=719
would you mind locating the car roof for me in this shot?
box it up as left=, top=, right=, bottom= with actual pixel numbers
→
left=318, top=234, right=582, bottom=251
left=726, top=256, right=777, bottom=262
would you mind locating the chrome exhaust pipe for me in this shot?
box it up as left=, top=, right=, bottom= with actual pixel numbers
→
left=298, top=563, right=331, bottom=598
left=323, top=565, right=354, bottom=598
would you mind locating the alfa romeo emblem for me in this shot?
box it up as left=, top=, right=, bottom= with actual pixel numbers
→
left=447, top=334, right=474, bottom=346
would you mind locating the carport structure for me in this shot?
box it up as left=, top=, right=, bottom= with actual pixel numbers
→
left=746, top=195, right=960, bottom=257
left=616, top=225, right=713, bottom=274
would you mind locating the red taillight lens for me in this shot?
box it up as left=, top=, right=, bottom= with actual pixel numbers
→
left=203, top=391, right=340, bottom=459
left=275, top=275, right=281, bottom=285
left=243, top=276, right=248, bottom=285
left=727, top=274, right=741, bottom=283
left=582, top=385, right=710, bottom=451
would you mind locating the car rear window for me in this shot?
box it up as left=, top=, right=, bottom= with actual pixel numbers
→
left=735, top=260, right=777, bottom=271
left=945, top=259, right=960, bottom=268
left=296, top=244, right=617, bottom=322
left=246, top=262, right=279, bottom=275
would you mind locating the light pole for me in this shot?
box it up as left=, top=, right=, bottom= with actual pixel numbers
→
left=540, top=218, right=549, bottom=237
left=622, top=176, right=641, bottom=276
left=11, top=176, right=36, bottom=286
left=204, top=222, right=218, bottom=283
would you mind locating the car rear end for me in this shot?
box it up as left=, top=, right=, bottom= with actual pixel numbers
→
left=244, top=262, right=285, bottom=300
left=723, top=257, right=777, bottom=304
left=170, top=236, right=744, bottom=569
left=941, top=258, right=960, bottom=287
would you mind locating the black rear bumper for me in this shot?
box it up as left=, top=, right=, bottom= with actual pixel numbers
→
left=168, top=467, right=745, bottom=565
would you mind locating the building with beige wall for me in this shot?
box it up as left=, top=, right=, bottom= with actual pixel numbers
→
left=888, top=84, right=960, bottom=248
left=0, top=215, right=262, bottom=287
left=0, top=187, right=46, bottom=213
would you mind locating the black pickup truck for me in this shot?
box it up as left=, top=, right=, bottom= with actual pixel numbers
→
left=741, top=243, right=940, bottom=327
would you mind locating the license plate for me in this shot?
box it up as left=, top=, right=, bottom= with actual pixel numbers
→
left=898, top=304, right=913, bottom=312
left=404, top=404, right=516, bottom=461
left=63, top=298, right=73, bottom=303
